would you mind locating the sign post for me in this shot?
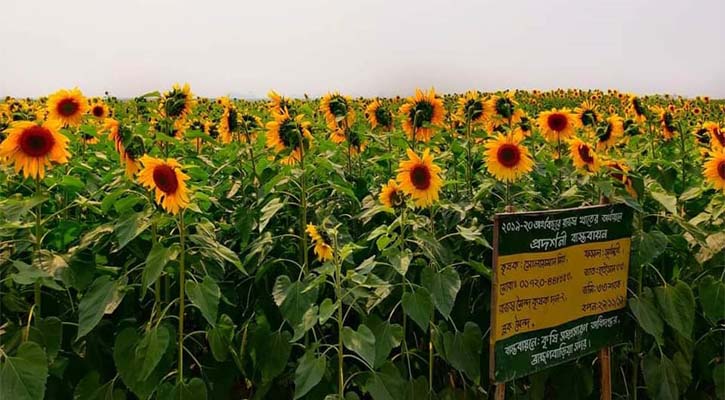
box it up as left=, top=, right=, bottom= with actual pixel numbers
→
left=490, top=203, right=633, bottom=393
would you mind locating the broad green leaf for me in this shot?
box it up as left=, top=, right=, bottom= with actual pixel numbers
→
left=114, top=211, right=151, bottom=250
left=141, top=243, right=170, bottom=297
left=655, top=281, right=696, bottom=338
left=208, top=314, right=235, bottom=362
left=292, top=305, right=319, bottom=342
left=273, top=275, right=318, bottom=327
left=0, top=342, right=48, bottom=400
left=651, top=190, right=677, bottom=214
left=633, top=230, right=668, bottom=266
left=77, top=276, right=116, bottom=339
left=362, top=362, right=405, bottom=400
left=401, top=288, right=433, bottom=331
left=367, top=316, right=403, bottom=369
left=442, top=322, right=482, bottom=383
left=259, top=198, right=285, bottom=232
left=318, top=298, right=335, bottom=324
left=388, top=251, right=411, bottom=276
left=185, top=276, right=220, bottom=326
left=294, top=351, right=326, bottom=399
left=698, top=276, right=725, bottom=322
left=135, top=325, right=171, bottom=381
left=114, top=327, right=172, bottom=399
left=342, top=324, right=376, bottom=368
left=259, top=330, right=292, bottom=382
left=629, top=288, right=665, bottom=345
left=642, top=353, right=679, bottom=400
left=158, top=378, right=207, bottom=400
left=32, top=317, right=62, bottom=363
left=420, top=266, right=461, bottom=319
left=672, top=351, right=692, bottom=392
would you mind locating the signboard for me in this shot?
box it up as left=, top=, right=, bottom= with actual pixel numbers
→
left=490, top=203, right=633, bottom=383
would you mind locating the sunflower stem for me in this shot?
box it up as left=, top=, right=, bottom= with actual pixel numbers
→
left=177, top=210, right=186, bottom=384
left=333, top=232, right=345, bottom=398
left=296, top=126, right=309, bottom=274
left=465, top=112, right=474, bottom=198
left=34, top=176, right=42, bottom=319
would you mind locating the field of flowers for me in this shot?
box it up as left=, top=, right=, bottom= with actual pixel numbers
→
left=0, top=86, right=723, bottom=399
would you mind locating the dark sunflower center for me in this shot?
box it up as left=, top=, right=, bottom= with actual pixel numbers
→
left=632, top=98, right=645, bottom=116
left=410, top=165, right=431, bottom=190
left=663, top=112, right=675, bottom=131
left=57, top=98, right=79, bottom=117
left=578, top=144, right=595, bottom=164
left=497, top=144, right=521, bottom=168
left=495, top=98, right=514, bottom=118
left=278, top=118, right=301, bottom=148
left=152, top=164, right=179, bottom=194
left=390, top=189, right=403, bottom=206
left=547, top=113, right=568, bottom=132
left=227, top=107, right=239, bottom=132
left=328, top=96, right=349, bottom=118
left=695, top=128, right=710, bottom=145
left=209, top=125, right=219, bottom=138
left=598, top=124, right=613, bottom=142
left=519, top=116, right=531, bottom=132
left=609, top=164, right=625, bottom=181
left=375, top=107, right=393, bottom=128
left=20, top=126, right=55, bottom=157
left=581, top=110, right=597, bottom=126
left=242, top=114, right=259, bottom=130
left=319, top=229, right=332, bottom=245
left=92, top=105, right=104, bottom=117
left=465, top=99, right=484, bottom=121
left=349, top=129, right=362, bottom=147
left=718, top=161, right=725, bottom=180
left=410, top=101, right=434, bottom=128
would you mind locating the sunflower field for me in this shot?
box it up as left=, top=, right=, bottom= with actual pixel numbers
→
left=0, top=86, right=723, bottom=400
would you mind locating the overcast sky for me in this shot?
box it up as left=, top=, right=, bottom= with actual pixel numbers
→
left=2, top=0, right=724, bottom=98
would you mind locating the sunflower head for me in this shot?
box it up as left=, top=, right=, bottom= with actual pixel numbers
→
left=365, top=99, right=393, bottom=129
left=703, top=150, right=725, bottom=192
left=399, top=88, right=445, bottom=142
left=596, top=115, right=624, bottom=150
left=0, top=120, right=70, bottom=179
left=484, top=92, right=524, bottom=130
left=267, top=90, right=293, bottom=115
left=89, top=100, right=110, bottom=120
left=396, top=148, right=443, bottom=207
left=483, top=133, right=534, bottom=183
left=321, top=92, right=355, bottom=130
left=569, top=138, right=600, bottom=173
left=455, top=91, right=486, bottom=124
left=652, top=106, right=677, bottom=140
left=218, top=97, right=239, bottom=144
left=47, top=88, right=87, bottom=127
left=306, top=223, right=333, bottom=262
left=265, top=111, right=314, bottom=165
left=703, top=122, right=725, bottom=150
left=138, top=156, right=190, bottom=214
left=161, top=83, right=194, bottom=119
left=627, top=95, right=647, bottom=123
left=379, top=179, right=405, bottom=208
left=575, top=101, right=600, bottom=127
left=604, top=160, right=637, bottom=198
left=537, top=108, right=580, bottom=142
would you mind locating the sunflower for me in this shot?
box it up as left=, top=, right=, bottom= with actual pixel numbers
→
left=379, top=179, right=405, bottom=208
left=103, top=118, right=143, bottom=177
left=89, top=100, right=110, bottom=120
left=138, top=156, right=190, bottom=214
left=265, top=111, right=314, bottom=165
left=399, top=88, right=445, bottom=142
left=483, top=133, right=534, bottom=183
left=47, top=88, right=87, bottom=127
left=218, top=97, right=239, bottom=144
left=575, top=101, right=600, bottom=128
left=320, top=92, right=355, bottom=131
left=0, top=120, right=70, bottom=179
left=626, top=95, right=647, bottom=123
left=267, top=90, right=293, bottom=115
left=703, top=151, right=725, bottom=192
left=604, top=160, right=637, bottom=198
left=161, top=83, right=194, bottom=120
left=693, top=124, right=711, bottom=154
left=595, top=115, right=624, bottom=150
left=692, top=107, right=702, bottom=116
left=455, top=91, right=487, bottom=125
left=365, top=99, right=393, bottom=129
left=651, top=106, right=677, bottom=141
left=240, top=113, right=263, bottom=143
left=704, top=122, right=725, bottom=150
left=537, top=108, right=580, bottom=142
left=396, top=148, right=443, bottom=207
left=306, top=224, right=333, bottom=262
left=484, top=92, right=524, bottom=131
left=569, top=138, right=600, bottom=173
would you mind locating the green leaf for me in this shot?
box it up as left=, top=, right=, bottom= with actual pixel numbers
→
left=342, top=324, right=376, bottom=368
left=259, top=330, right=292, bottom=382
left=642, top=353, right=679, bottom=400
left=633, top=230, right=668, bottom=266
left=292, top=306, right=319, bottom=342
left=362, top=362, right=405, bottom=400
left=388, top=251, right=411, bottom=276
left=442, top=322, right=482, bottom=383
left=142, top=243, right=171, bottom=298
left=59, top=176, right=85, bottom=194
left=655, top=281, right=696, bottom=338
left=367, top=316, right=403, bottom=369
left=77, top=276, right=117, bottom=339
left=259, top=198, right=285, bottom=232
left=698, top=276, right=725, bottom=322
left=114, top=327, right=172, bottom=399
left=401, top=288, right=433, bottom=331
left=629, top=288, right=665, bottom=345
left=208, top=314, right=235, bottom=362
left=273, top=275, right=318, bottom=327
left=0, top=342, right=48, bottom=400
left=651, top=190, right=677, bottom=214
left=318, top=298, right=335, bottom=324
left=27, top=317, right=62, bottom=363
left=294, top=351, right=326, bottom=399
left=185, top=276, right=221, bottom=326
left=672, top=351, right=692, bottom=392
left=135, top=325, right=171, bottom=381
left=114, top=211, right=151, bottom=250
left=713, top=363, right=724, bottom=400
left=159, top=378, right=207, bottom=400
left=420, top=266, right=461, bottom=319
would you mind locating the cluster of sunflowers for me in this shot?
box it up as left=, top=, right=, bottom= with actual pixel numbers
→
left=0, top=84, right=724, bottom=399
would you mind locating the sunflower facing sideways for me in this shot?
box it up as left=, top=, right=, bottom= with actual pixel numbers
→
left=47, top=88, right=87, bottom=127
left=575, top=101, right=600, bottom=129
left=218, top=97, right=239, bottom=144
left=396, top=148, right=443, bottom=207
left=103, top=118, right=142, bottom=177
left=703, top=150, right=725, bottom=192
left=320, top=92, right=355, bottom=131
left=0, top=120, right=70, bottom=179
left=703, top=121, right=725, bottom=150
left=306, top=224, right=333, bottom=262
left=455, top=91, right=487, bottom=126
left=138, top=156, right=190, bottom=215
left=595, top=115, right=624, bottom=150
left=651, top=106, right=677, bottom=141
left=267, top=90, right=293, bottom=115
left=160, top=83, right=194, bottom=120
left=604, top=160, right=637, bottom=198
left=379, top=179, right=405, bottom=208
left=537, top=108, right=580, bottom=142
left=626, top=94, right=647, bottom=124
left=265, top=110, right=314, bottom=165
left=569, top=137, right=600, bottom=173
left=484, top=92, right=524, bottom=131
left=483, top=133, right=534, bottom=183
left=399, top=88, right=445, bottom=142
left=239, top=113, right=263, bottom=143
left=365, top=99, right=393, bottom=130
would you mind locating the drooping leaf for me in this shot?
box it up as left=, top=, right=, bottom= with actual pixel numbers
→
left=655, top=281, right=696, bottom=338
left=642, top=353, right=679, bottom=400
left=77, top=276, right=117, bottom=339
left=401, top=288, right=433, bottom=331
left=367, top=316, right=403, bottom=369
left=362, top=362, right=405, bottom=400
left=629, top=288, right=665, bottom=345
left=142, top=243, right=171, bottom=297
left=342, top=324, right=376, bottom=368
left=208, top=314, right=235, bottom=362
left=294, top=350, right=326, bottom=399
left=0, top=342, right=48, bottom=400
left=185, top=276, right=221, bottom=326
left=135, top=325, right=171, bottom=381
left=420, top=266, right=461, bottom=319
left=442, top=322, right=482, bottom=383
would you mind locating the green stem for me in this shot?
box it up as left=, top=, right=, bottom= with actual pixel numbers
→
left=34, top=176, right=42, bottom=319
left=429, top=322, right=434, bottom=396
left=177, top=211, right=186, bottom=384
left=297, top=127, right=309, bottom=274
left=334, top=236, right=344, bottom=398
left=465, top=113, right=473, bottom=198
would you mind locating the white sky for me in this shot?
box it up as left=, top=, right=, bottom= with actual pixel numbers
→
left=1, top=0, right=724, bottom=98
